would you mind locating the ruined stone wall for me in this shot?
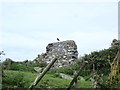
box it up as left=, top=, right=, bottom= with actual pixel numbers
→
left=35, top=40, right=78, bottom=69
left=111, top=39, right=119, bottom=47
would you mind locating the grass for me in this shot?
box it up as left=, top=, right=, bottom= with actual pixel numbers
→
left=2, top=70, right=93, bottom=88
left=3, top=70, right=37, bottom=88
left=78, top=81, right=92, bottom=88
left=38, top=74, right=71, bottom=88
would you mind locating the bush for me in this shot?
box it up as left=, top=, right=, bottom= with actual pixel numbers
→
left=2, top=71, right=30, bottom=88
left=49, top=66, right=75, bottom=75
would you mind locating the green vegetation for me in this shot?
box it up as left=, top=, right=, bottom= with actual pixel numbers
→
left=2, top=70, right=92, bottom=88
left=3, top=70, right=32, bottom=88
left=2, top=46, right=120, bottom=88
left=49, top=46, right=118, bottom=76
left=2, top=60, right=46, bottom=72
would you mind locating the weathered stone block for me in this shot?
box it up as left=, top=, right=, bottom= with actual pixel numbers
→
left=35, top=40, right=78, bottom=69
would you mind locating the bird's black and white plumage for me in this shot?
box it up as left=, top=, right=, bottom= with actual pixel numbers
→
left=57, top=38, right=60, bottom=41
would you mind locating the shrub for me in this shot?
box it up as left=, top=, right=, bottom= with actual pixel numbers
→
left=2, top=71, right=29, bottom=88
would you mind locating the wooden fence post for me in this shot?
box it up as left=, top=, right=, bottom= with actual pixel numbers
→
left=67, top=56, right=96, bottom=90
left=67, top=61, right=88, bottom=90
left=29, top=56, right=58, bottom=89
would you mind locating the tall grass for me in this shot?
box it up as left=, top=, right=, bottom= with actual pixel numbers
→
left=2, top=70, right=92, bottom=88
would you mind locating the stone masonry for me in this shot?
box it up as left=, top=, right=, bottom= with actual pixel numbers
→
left=34, top=40, right=78, bottom=69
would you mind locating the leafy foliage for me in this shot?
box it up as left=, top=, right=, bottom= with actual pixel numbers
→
left=49, top=46, right=118, bottom=76
left=2, top=45, right=119, bottom=88
left=2, top=70, right=92, bottom=88
left=2, top=70, right=30, bottom=88
left=2, top=60, right=47, bottom=72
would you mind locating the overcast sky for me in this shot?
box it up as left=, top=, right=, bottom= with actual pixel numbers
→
left=0, top=0, right=118, bottom=61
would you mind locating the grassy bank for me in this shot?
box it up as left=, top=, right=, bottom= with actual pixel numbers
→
left=2, top=70, right=92, bottom=88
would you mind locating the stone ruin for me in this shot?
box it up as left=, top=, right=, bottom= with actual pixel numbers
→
left=111, top=39, right=120, bottom=47
left=34, top=40, right=78, bottom=69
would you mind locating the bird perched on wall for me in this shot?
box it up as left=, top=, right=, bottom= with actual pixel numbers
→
left=57, top=38, right=60, bottom=41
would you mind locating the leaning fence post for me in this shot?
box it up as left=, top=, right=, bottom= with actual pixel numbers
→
left=67, top=61, right=88, bottom=90
left=67, top=56, right=96, bottom=90
left=29, top=56, right=58, bottom=89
